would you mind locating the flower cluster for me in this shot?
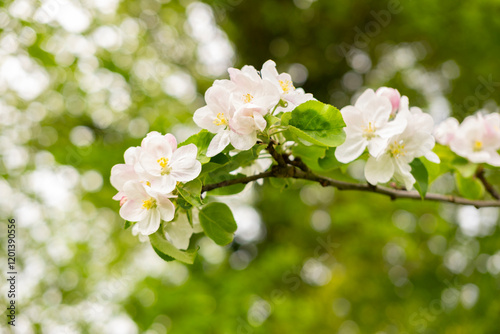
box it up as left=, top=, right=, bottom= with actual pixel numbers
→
left=335, top=87, right=439, bottom=190
left=434, top=112, right=500, bottom=166
left=110, top=132, right=201, bottom=247
left=194, top=60, right=313, bottom=157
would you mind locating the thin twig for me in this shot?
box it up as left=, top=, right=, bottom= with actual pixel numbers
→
left=475, top=165, right=500, bottom=200
left=201, top=162, right=500, bottom=208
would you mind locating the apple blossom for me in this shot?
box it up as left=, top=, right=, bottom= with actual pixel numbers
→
left=260, top=60, right=314, bottom=112
left=110, top=146, right=141, bottom=202
left=375, top=87, right=403, bottom=115
left=335, top=88, right=407, bottom=163
left=434, top=117, right=459, bottom=145
left=138, top=131, right=202, bottom=193
left=447, top=112, right=500, bottom=166
left=364, top=107, right=439, bottom=190
left=193, top=82, right=263, bottom=156
left=119, top=181, right=176, bottom=236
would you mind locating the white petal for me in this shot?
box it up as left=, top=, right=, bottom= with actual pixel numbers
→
left=376, top=113, right=407, bottom=138
left=157, top=195, right=175, bottom=222
left=487, top=151, right=500, bottom=166
left=170, top=145, right=202, bottom=182
left=119, top=198, right=148, bottom=222
left=424, top=151, right=440, bottom=164
left=367, top=137, right=388, bottom=157
left=193, top=106, right=220, bottom=133
left=124, top=146, right=140, bottom=165
left=364, top=154, right=395, bottom=185
left=164, top=215, right=193, bottom=250
left=340, top=106, right=364, bottom=131
left=260, top=59, right=279, bottom=82
left=334, top=134, right=367, bottom=163
left=354, top=89, right=376, bottom=110
left=207, top=131, right=231, bottom=157
left=150, top=176, right=176, bottom=194
left=136, top=209, right=161, bottom=235
left=229, top=131, right=256, bottom=151
left=110, top=164, right=137, bottom=191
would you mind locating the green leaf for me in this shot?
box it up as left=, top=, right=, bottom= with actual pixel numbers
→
left=410, top=158, right=429, bottom=199
left=291, top=144, right=326, bottom=171
left=453, top=159, right=478, bottom=178
left=177, top=179, right=203, bottom=207
left=282, top=100, right=346, bottom=147
left=179, top=130, right=215, bottom=164
left=455, top=173, right=484, bottom=200
left=318, top=147, right=343, bottom=171
left=152, top=245, right=175, bottom=262
left=149, top=232, right=198, bottom=264
left=199, top=202, right=237, bottom=246
left=124, top=220, right=133, bottom=230
left=420, top=156, right=442, bottom=185
left=264, top=113, right=280, bottom=128
left=269, top=177, right=291, bottom=191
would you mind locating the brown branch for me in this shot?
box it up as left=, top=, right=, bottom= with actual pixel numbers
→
left=476, top=166, right=500, bottom=200
left=202, top=164, right=500, bottom=208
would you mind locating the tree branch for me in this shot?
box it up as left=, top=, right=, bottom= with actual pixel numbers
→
left=202, top=164, right=500, bottom=208
left=476, top=165, right=500, bottom=200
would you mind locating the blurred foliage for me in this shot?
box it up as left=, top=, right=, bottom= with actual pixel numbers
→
left=0, top=0, right=499, bottom=333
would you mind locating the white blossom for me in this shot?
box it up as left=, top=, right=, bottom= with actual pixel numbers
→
left=335, top=88, right=407, bottom=163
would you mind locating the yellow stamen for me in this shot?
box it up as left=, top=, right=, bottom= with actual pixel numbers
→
left=362, top=122, right=376, bottom=139
left=142, top=198, right=156, bottom=210
left=279, top=80, right=294, bottom=94
left=213, top=112, right=228, bottom=126
left=390, top=140, right=406, bottom=158
left=157, top=157, right=172, bottom=175
left=242, top=93, right=254, bottom=103
left=473, top=140, right=483, bottom=151
left=157, top=157, right=169, bottom=168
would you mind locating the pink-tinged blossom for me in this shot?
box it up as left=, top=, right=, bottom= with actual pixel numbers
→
left=364, top=108, right=439, bottom=190
left=138, top=132, right=201, bottom=193
left=434, top=117, right=460, bottom=145
left=110, top=146, right=141, bottom=201
left=195, top=61, right=314, bottom=157
left=335, top=88, right=407, bottom=163
left=447, top=112, right=500, bottom=166
left=260, top=60, right=314, bottom=112
left=376, top=87, right=402, bottom=114
left=119, top=181, right=176, bottom=236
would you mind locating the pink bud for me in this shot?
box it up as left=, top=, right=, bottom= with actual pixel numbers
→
left=120, top=196, right=128, bottom=207
left=376, top=87, right=401, bottom=113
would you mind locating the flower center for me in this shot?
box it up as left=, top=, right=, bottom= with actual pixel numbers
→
left=242, top=93, right=254, bottom=103
left=362, top=122, right=376, bottom=139
left=142, top=197, right=156, bottom=210
left=390, top=140, right=406, bottom=158
left=157, top=157, right=171, bottom=175
left=473, top=140, right=483, bottom=151
left=279, top=80, right=294, bottom=94
left=213, top=112, right=229, bottom=126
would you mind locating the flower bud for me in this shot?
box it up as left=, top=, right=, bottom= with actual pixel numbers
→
left=376, top=87, right=401, bottom=114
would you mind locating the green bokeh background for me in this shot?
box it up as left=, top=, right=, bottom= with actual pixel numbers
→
left=1, top=0, right=499, bottom=333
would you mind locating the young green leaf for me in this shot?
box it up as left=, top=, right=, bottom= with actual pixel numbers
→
left=149, top=232, right=198, bottom=264
left=455, top=173, right=485, bottom=200
left=177, top=179, right=203, bottom=207
left=410, top=158, right=429, bottom=199
left=318, top=147, right=343, bottom=171
left=282, top=100, right=346, bottom=147
left=179, top=130, right=215, bottom=164
left=124, top=220, right=133, bottom=230
left=199, top=202, right=237, bottom=246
